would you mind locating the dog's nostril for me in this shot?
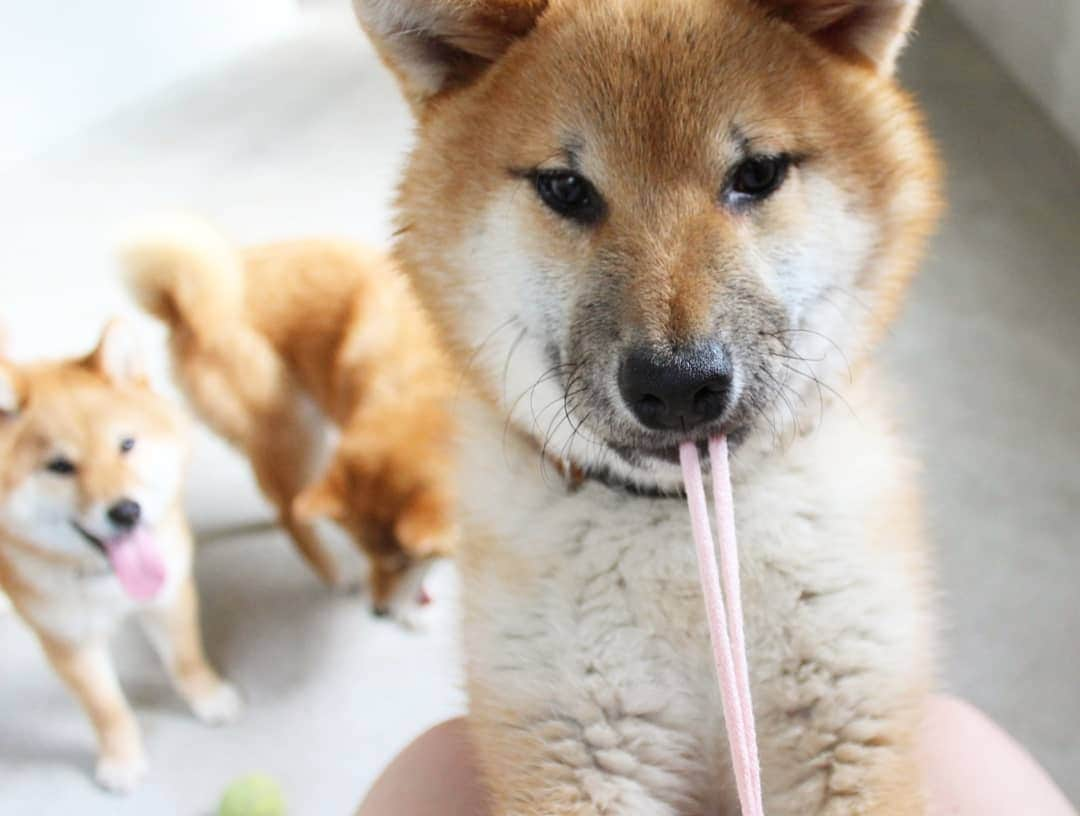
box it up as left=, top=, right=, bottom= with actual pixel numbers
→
left=107, top=499, right=141, bottom=530
left=618, top=344, right=732, bottom=432
left=693, top=384, right=727, bottom=416
left=633, top=393, right=667, bottom=425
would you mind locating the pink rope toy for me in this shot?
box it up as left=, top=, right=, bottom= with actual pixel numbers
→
left=679, top=436, right=764, bottom=816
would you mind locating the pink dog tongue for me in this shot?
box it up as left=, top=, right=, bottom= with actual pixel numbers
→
left=104, top=528, right=167, bottom=601
left=680, top=437, right=764, bottom=816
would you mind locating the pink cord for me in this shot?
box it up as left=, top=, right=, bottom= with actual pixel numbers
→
left=680, top=438, right=764, bottom=816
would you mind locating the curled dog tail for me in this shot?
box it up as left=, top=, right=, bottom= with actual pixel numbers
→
left=119, top=217, right=286, bottom=447
left=120, top=216, right=245, bottom=337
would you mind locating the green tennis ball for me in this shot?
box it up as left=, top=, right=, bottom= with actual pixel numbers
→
left=218, top=774, right=285, bottom=816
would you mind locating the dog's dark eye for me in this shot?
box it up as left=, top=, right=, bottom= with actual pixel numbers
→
left=119, top=437, right=136, bottom=454
left=46, top=457, right=77, bottom=476
left=533, top=170, right=604, bottom=225
left=729, top=155, right=791, bottom=202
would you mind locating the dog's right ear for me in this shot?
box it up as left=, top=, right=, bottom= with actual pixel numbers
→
left=0, top=361, right=24, bottom=419
left=753, top=0, right=922, bottom=74
left=353, top=0, right=549, bottom=113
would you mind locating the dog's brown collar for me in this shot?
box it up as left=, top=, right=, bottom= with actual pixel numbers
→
left=545, top=454, right=684, bottom=500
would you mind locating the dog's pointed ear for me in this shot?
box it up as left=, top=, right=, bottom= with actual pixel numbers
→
left=294, top=473, right=348, bottom=523
left=755, top=0, right=922, bottom=74
left=89, top=319, right=147, bottom=386
left=353, top=0, right=549, bottom=112
left=0, top=361, right=24, bottom=419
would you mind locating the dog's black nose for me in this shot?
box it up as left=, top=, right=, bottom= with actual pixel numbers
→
left=107, top=499, right=141, bottom=530
left=618, top=344, right=732, bottom=432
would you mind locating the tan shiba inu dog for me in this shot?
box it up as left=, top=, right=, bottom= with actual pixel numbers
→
left=0, top=321, right=241, bottom=794
left=122, top=222, right=457, bottom=621
left=354, top=0, right=942, bottom=812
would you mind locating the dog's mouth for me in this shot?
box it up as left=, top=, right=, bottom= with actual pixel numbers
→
left=607, top=423, right=749, bottom=467
left=70, top=521, right=167, bottom=601
left=610, top=439, right=705, bottom=465
left=71, top=521, right=108, bottom=555
left=538, top=347, right=755, bottom=474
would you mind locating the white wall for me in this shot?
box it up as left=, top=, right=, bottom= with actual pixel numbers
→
left=946, top=0, right=1080, bottom=151
left=0, top=0, right=298, bottom=167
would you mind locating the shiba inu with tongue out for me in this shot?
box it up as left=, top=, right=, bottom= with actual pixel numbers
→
left=354, top=0, right=942, bottom=812
left=0, top=320, right=241, bottom=794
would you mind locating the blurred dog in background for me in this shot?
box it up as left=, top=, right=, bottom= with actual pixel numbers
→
left=0, top=320, right=241, bottom=793
left=123, top=221, right=457, bottom=622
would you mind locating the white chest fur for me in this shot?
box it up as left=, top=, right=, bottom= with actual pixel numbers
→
left=455, top=397, right=931, bottom=814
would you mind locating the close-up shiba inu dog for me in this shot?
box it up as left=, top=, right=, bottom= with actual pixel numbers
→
left=122, top=223, right=457, bottom=620
left=354, top=0, right=943, bottom=812
left=0, top=322, right=241, bottom=794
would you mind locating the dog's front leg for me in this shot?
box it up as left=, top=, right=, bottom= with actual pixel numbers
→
left=138, top=576, right=242, bottom=726
left=38, top=635, right=146, bottom=793
left=817, top=748, right=925, bottom=816
left=759, top=696, right=927, bottom=816
left=466, top=706, right=692, bottom=816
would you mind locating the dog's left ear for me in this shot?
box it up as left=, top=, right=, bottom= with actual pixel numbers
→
left=89, top=319, right=147, bottom=386
left=353, top=0, right=549, bottom=113
left=755, top=0, right=922, bottom=74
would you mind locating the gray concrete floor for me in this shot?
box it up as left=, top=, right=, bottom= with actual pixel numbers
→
left=890, top=3, right=1080, bottom=800
left=0, top=1, right=1076, bottom=812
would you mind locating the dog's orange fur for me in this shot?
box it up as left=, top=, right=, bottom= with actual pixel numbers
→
left=123, top=225, right=457, bottom=613
left=354, top=0, right=943, bottom=812
left=0, top=323, right=238, bottom=792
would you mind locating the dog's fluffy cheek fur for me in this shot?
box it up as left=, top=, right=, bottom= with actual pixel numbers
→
left=0, top=476, right=84, bottom=557
left=123, top=436, right=188, bottom=528
left=754, top=173, right=876, bottom=323
left=742, top=172, right=880, bottom=432
left=452, top=197, right=580, bottom=428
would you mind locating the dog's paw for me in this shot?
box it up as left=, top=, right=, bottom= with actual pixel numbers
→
left=376, top=596, right=430, bottom=631
left=392, top=607, right=426, bottom=631
left=191, top=681, right=243, bottom=726
left=95, top=753, right=147, bottom=794
left=375, top=561, right=438, bottom=630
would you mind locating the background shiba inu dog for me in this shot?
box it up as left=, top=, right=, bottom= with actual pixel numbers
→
left=354, top=0, right=943, bottom=813
left=0, top=321, right=241, bottom=794
left=122, top=222, right=457, bottom=621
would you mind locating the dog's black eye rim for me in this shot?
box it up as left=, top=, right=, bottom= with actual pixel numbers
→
left=119, top=436, right=135, bottom=454
left=528, top=169, right=605, bottom=225
left=726, top=154, right=793, bottom=204
left=46, top=457, right=77, bottom=476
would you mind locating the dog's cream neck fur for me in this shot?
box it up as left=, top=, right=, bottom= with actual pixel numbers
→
left=452, top=380, right=930, bottom=812
left=122, top=225, right=459, bottom=622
